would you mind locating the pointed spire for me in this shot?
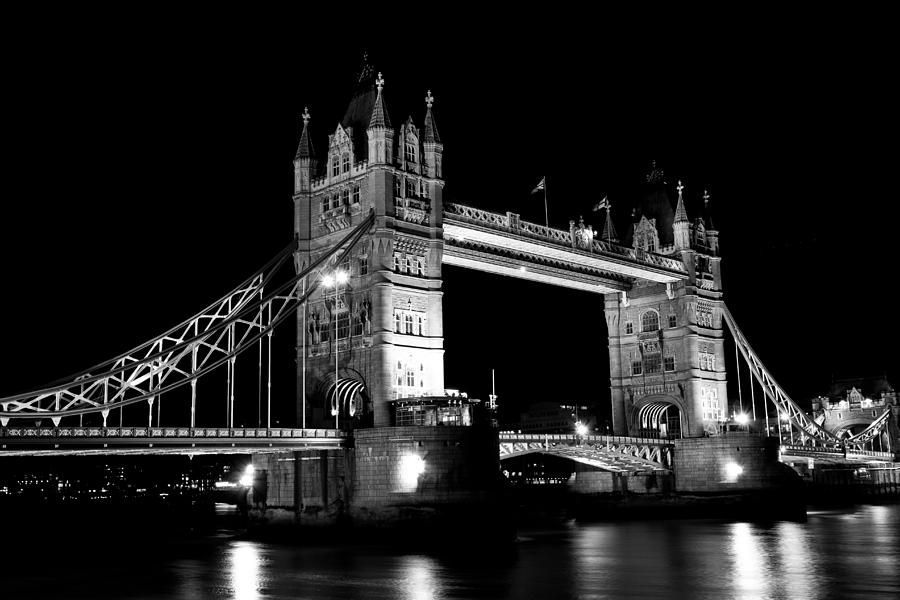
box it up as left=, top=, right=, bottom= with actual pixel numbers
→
left=646, top=159, right=664, bottom=184
left=674, top=179, right=689, bottom=223
left=423, top=90, right=441, bottom=144
left=368, top=72, right=392, bottom=129
left=601, top=203, right=619, bottom=243
left=294, top=107, right=315, bottom=160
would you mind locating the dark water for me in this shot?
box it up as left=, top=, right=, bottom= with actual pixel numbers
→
left=9, top=504, right=899, bottom=599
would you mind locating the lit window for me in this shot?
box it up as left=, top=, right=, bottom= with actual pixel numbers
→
left=664, top=356, right=675, bottom=372
left=352, top=185, right=360, bottom=204
left=641, top=311, right=659, bottom=332
left=416, top=259, right=425, bottom=276
left=417, top=315, right=424, bottom=335
left=405, top=143, right=416, bottom=163
left=331, top=156, right=340, bottom=177
left=668, top=314, right=677, bottom=328
left=342, top=153, right=350, bottom=173
left=632, top=360, right=642, bottom=376
left=625, top=322, right=633, bottom=335
left=393, top=254, right=401, bottom=272
left=405, top=366, right=416, bottom=387
left=405, top=257, right=413, bottom=273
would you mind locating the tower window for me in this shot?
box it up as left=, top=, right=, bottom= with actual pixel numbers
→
left=416, top=259, right=425, bottom=277
left=342, top=153, right=350, bottom=173
left=644, top=355, right=661, bottom=374
left=394, top=176, right=401, bottom=198
left=405, top=143, right=416, bottom=163
left=394, top=312, right=401, bottom=333
left=393, top=254, right=401, bottom=272
left=404, top=313, right=414, bottom=335
left=641, top=311, right=659, bottom=333
left=625, top=322, right=633, bottom=335
left=668, top=314, right=677, bottom=328
left=331, top=194, right=341, bottom=209
left=341, top=188, right=350, bottom=206
left=664, top=356, right=675, bottom=372
left=405, top=365, right=416, bottom=387
left=631, top=360, right=642, bottom=376
left=417, top=315, right=424, bottom=336
left=405, top=257, right=413, bottom=273
left=331, top=156, right=340, bottom=177
left=352, top=184, right=360, bottom=204
left=321, top=196, right=329, bottom=213
left=406, top=179, right=416, bottom=198
left=358, top=256, right=368, bottom=276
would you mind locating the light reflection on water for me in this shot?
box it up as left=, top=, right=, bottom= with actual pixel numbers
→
left=7, top=504, right=900, bottom=599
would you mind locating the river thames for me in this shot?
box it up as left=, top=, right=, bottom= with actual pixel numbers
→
left=9, top=504, right=899, bottom=599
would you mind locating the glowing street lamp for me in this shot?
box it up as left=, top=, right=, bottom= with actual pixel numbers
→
left=322, top=269, right=349, bottom=429
left=575, top=422, right=589, bottom=437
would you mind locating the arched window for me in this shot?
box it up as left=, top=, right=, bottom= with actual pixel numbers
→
left=341, top=153, right=350, bottom=173
left=352, top=184, right=360, bottom=204
left=405, top=143, right=416, bottom=163
left=331, top=155, right=340, bottom=177
left=641, top=310, right=659, bottom=332
left=341, top=188, right=350, bottom=205
left=404, top=313, right=414, bottom=334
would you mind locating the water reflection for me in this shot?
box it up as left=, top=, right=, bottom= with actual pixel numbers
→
left=229, top=541, right=262, bottom=600
left=399, top=555, right=441, bottom=600
left=729, top=522, right=771, bottom=599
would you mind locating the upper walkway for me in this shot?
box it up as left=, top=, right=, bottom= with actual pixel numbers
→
left=441, top=203, right=687, bottom=294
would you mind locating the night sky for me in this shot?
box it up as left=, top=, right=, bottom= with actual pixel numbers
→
left=2, top=17, right=896, bottom=427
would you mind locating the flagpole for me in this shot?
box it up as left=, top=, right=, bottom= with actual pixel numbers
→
left=544, top=177, right=549, bottom=229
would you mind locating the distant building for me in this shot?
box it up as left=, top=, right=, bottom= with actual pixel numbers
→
left=811, top=376, right=899, bottom=451
left=502, top=401, right=595, bottom=434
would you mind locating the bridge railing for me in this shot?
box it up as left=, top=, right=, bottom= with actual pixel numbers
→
left=443, top=203, right=686, bottom=273
left=499, top=433, right=675, bottom=447
left=0, top=426, right=349, bottom=439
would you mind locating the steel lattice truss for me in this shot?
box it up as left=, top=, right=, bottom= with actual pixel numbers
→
left=723, top=305, right=889, bottom=451
left=0, top=213, right=375, bottom=426
left=498, top=434, right=673, bottom=470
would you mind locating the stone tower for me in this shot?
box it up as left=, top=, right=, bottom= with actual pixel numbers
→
left=293, top=64, right=445, bottom=428
left=605, top=164, right=727, bottom=438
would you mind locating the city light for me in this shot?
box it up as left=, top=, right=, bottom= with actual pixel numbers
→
left=321, top=270, right=348, bottom=288
left=239, top=464, right=254, bottom=487
left=735, top=413, right=749, bottom=425
left=575, top=422, right=589, bottom=436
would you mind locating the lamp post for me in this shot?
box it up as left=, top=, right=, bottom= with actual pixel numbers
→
left=322, top=269, right=348, bottom=429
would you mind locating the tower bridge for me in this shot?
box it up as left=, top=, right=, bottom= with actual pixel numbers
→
left=1, top=63, right=897, bottom=527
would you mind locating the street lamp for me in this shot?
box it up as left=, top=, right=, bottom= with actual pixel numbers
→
left=575, top=422, right=589, bottom=443
left=735, top=412, right=749, bottom=431
left=322, top=269, right=348, bottom=429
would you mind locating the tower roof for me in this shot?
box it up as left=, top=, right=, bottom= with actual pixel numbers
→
left=339, top=57, right=387, bottom=160
left=423, top=90, right=441, bottom=144
left=674, top=180, right=689, bottom=223
left=622, top=165, right=675, bottom=248
left=368, top=72, right=392, bottom=129
left=294, top=107, right=315, bottom=160
left=701, top=190, right=716, bottom=230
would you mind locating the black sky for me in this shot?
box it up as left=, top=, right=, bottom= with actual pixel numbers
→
left=2, top=15, right=896, bottom=425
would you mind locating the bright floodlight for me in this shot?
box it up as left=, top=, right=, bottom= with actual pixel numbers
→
left=335, top=270, right=349, bottom=284
left=724, top=462, right=744, bottom=482
left=239, top=464, right=254, bottom=487
left=575, top=422, right=589, bottom=436
left=780, top=413, right=790, bottom=423
left=735, top=413, right=749, bottom=425
left=322, top=273, right=335, bottom=287
left=399, top=453, right=425, bottom=489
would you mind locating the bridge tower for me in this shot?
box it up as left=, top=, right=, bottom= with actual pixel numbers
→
left=293, top=63, right=445, bottom=428
left=605, top=165, right=726, bottom=438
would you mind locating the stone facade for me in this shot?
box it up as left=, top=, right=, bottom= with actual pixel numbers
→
left=605, top=174, right=726, bottom=438
left=293, top=68, right=445, bottom=428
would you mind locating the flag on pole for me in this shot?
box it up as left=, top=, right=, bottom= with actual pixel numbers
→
left=531, top=177, right=545, bottom=194
left=593, top=196, right=610, bottom=212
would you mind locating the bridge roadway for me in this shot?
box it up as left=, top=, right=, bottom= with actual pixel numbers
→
left=499, top=433, right=675, bottom=471
left=0, top=426, right=349, bottom=457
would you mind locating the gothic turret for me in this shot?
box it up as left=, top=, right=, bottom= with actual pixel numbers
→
left=293, top=108, right=317, bottom=195
left=367, top=72, right=394, bottom=165
left=422, top=90, right=443, bottom=179
left=702, top=190, right=719, bottom=254
left=673, top=180, right=691, bottom=250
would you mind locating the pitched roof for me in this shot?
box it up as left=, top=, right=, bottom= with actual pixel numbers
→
left=622, top=179, right=676, bottom=248
left=294, top=118, right=315, bottom=160
left=674, top=186, right=689, bottom=224
left=368, top=86, right=392, bottom=129
left=423, top=105, right=441, bottom=144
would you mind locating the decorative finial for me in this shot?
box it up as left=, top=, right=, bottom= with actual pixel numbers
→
left=703, top=189, right=710, bottom=205
left=376, top=72, right=384, bottom=92
left=425, top=90, right=434, bottom=108
left=301, top=107, right=310, bottom=125
left=677, top=180, right=684, bottom=197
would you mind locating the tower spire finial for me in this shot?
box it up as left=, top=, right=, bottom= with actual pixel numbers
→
left=703, top=189, right=710, bottom=205
left=426, top=90, right=434, bottom=108
left=376, top=72, right=385, bottom=92
left=677, top=180, right=684, bottom=198
left=301, top=107, right=310, bottom=126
